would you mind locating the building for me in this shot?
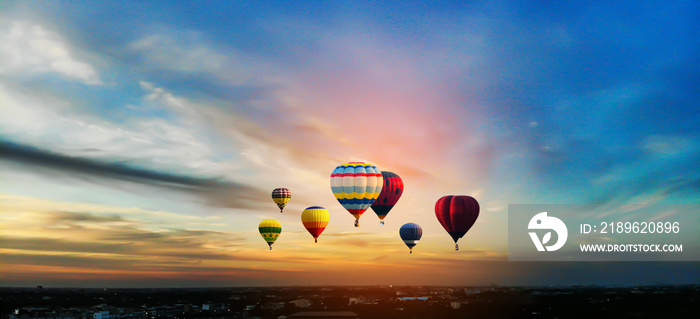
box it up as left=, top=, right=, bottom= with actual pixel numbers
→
left=289, top=299, right=312, bottom=308
left=94, top=311, right=110, bottom=319
left=289, top=312, right=359, bottom=319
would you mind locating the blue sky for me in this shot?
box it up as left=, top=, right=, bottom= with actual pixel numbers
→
left=0, top=1, right=698, bottom=287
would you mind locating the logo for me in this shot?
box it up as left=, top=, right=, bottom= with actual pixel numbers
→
left=528, top=212, right=568, bottom=251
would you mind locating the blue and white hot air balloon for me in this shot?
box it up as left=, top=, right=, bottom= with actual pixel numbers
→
left=399, top=223, right=423, bottom=254
left=330, top=162, right=383, bottom=227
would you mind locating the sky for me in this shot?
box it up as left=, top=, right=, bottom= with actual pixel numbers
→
left=1, top=1, right=699, bottom=287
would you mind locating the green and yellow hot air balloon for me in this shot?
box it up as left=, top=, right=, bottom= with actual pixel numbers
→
left=258, top=219, right=282, bottom=250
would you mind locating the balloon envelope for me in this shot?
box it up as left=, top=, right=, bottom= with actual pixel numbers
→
left=370, top=171, right=404, bottom=224
left=271, top=188, right=291, bottom=213
left=399, top=222, right=423, bottom=253
left=301, top=206, right=329, bottom=243
left=258, top=219, right=282, bottom=250
left=330, top=162, right=383, bottom=227
left=435, top=195, right=479, bottom=250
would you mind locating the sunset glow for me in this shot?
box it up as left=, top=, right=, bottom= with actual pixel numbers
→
left=1, top=1, right=698, bottom=287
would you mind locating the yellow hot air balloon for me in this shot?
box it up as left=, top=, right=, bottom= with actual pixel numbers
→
left=301, top=206, right=329, bottom=243
left=258, top=219, right=281, bottom=250
left=330, top=162, right=383, bottom=227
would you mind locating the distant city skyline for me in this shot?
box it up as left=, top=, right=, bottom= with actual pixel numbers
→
left=6, top=286, right=698, bottom=318
left=1, top=1, right=699, bottom=287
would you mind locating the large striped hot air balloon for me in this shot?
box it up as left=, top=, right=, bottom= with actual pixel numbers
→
left=330, top=162, right=383, bottom=227
left=258, top=219, right=282, bottom=250
left=435, top=195, right=480, bottom=251
left=370, top=171, right=404, bottom=225
left=271, top=188, right=291, bottom=213
left=399, top=223, right=423, bottom=254
left=301, top=206, right=329, bottom=243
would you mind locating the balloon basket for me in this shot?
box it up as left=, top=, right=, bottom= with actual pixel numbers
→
left=380, top=221, right=384, bottom=225
left=455, top=244, right=459, bottom=251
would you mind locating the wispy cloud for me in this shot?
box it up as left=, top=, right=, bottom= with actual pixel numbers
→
left=0, top=140, right=267, bottom=209
left=51, top=211, right=127, bottom=223
left=641, top=135, right=699, bottom=157
left=0, top=20, right=101, bottom=84
left=129, top=30, right=273, bottom=86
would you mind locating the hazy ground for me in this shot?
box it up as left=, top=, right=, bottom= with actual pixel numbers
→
left=2, top=285, right=699, bottom=318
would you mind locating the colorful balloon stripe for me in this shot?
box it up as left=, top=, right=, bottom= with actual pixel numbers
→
left=301, top=206, right=329, bottom=243
left=330, top=162, right=383, bottom=227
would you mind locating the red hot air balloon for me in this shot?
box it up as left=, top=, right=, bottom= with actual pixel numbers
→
left=435, top=195, right=479, bottom=251
left=370, top=171, right=404, bottom=225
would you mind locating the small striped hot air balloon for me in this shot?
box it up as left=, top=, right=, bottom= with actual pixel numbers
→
left=371, top=171, right=404, bottom=225
left=435, top=195, right=480, bottom=251
left=271, top=188, right=291, bottom=213
left=301, top=206, right=329, bottom=243
left=330, top=162, right=383, bottom=227
left=399, top=223, right=423, bottom=254
left=258, top=219, right=282, bottom=250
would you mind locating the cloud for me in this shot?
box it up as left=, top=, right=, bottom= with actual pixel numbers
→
left=586, top=139, right=700, bottom=206
left=0, top=193, right=225, bottom=226
left=0, top=254, right=304, bottom=281
left=130, top=33, right=226, bottom=73
left=0, top=140, right=267, bottom=209
left=372, top=255, right=389, bottom=262
left=0, top=82, right=232, bottom=180
left=410, top=252, right=508, bottom=266
left=1, top=237, right=141, bottom=256
left=0, top=20, right=101, bottom=84
left=322, top=231, right=374, bottom=237
left=641, top=135, right=699, bottom=157
left=0, top=207, right=264, bottom=268
left=590, top=175, right=700, bottom=207
left=0, top=204, right=328, bottom=274
left=122, top=23, right=497, bottom=189
left=51, top=211, right=126, bottom=223
left=128, top=29, right=276, bottom=86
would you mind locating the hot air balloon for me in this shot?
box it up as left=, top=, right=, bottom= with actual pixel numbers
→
left=370, top=171, right=403, bottom=225
left=399, top=223, right=423, bottom=254
left=271, top=188, right=291, bottom=213
left=435, top=195, right=479, bottom=251
left=259, top=219, right=282, bottom=250
left=301, top=206, right=329, bottom=243
left=330, top=162, right=383, bottom=227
